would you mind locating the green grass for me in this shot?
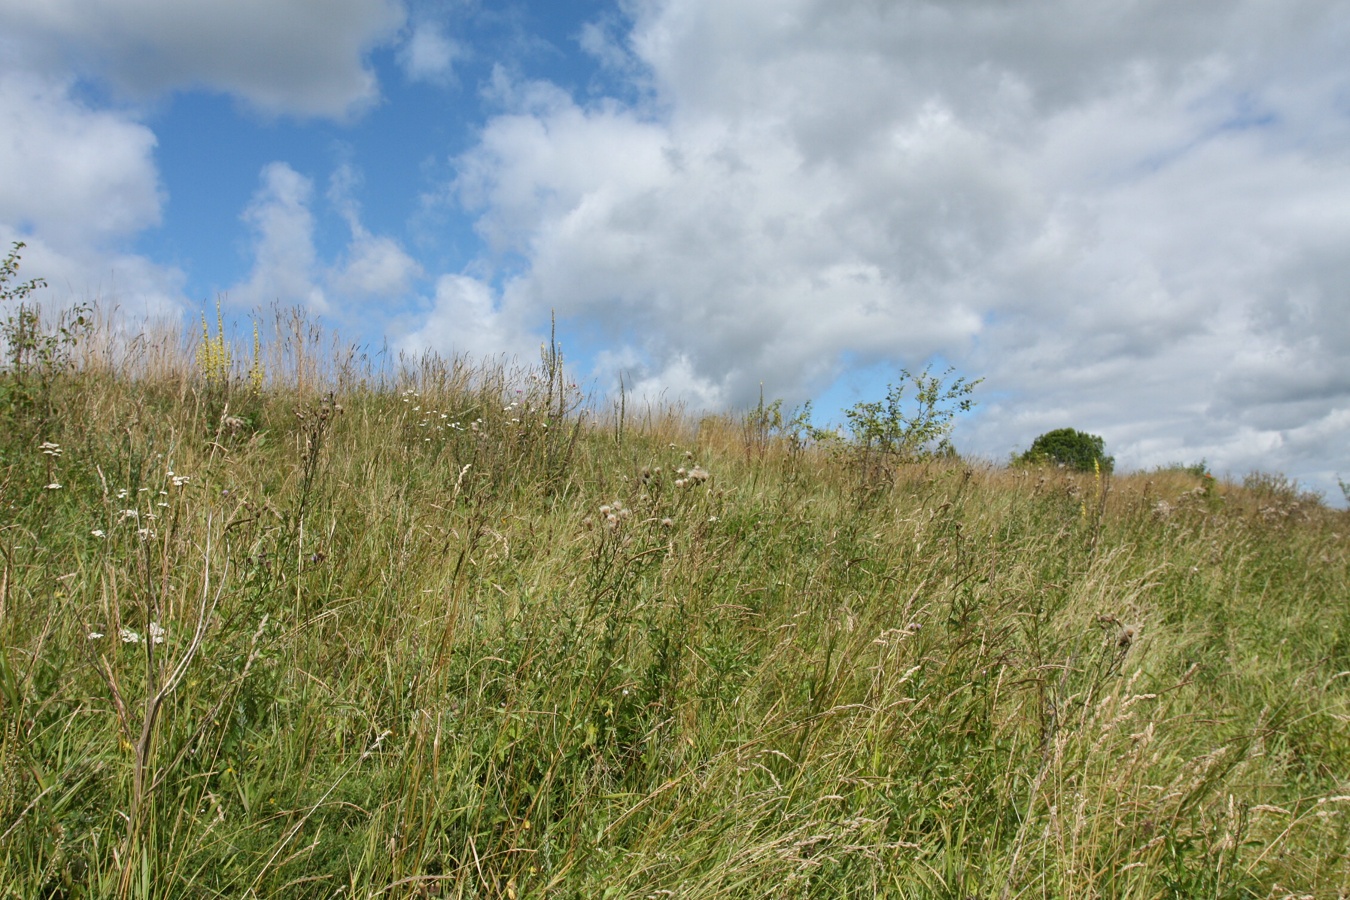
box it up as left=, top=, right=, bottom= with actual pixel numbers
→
left=1, top=316, right=1347, bottom=898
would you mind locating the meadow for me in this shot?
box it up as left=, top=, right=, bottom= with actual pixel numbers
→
left=0, top=306, right=1347, bottom=898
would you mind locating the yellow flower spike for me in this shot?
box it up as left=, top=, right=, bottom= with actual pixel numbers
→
left=249, top=319, right=265, bottom=392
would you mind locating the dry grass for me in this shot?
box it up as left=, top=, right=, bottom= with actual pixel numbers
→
left=0, top=307, right=1347, bottom=898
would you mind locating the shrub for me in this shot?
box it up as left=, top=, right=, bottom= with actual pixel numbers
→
left=1018, top=427, right=1114, bottom=472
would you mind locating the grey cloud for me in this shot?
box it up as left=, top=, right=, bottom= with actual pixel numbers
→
left=0, top=0, right=404, bottom=118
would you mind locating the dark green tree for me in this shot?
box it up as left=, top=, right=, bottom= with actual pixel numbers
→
left=1018, top=427, right=1113, bottom=473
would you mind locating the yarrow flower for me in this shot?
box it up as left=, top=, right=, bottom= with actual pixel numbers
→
left=149, top=622, right=166, bottom=644
left=88, top=631, right=104, bottom=640
left=119, top=628, right=140, bottom=644
left=45, top=483, right=62, bottom=490
left=91, top=529, right=106, bottom=538
left=40, top=442, right=62, bottom=457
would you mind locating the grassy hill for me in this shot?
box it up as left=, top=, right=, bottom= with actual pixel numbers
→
left=1, top=312, right=1347, bottom=898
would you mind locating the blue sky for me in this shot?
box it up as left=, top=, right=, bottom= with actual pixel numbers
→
left=2, top=0, right=1348, bottom=501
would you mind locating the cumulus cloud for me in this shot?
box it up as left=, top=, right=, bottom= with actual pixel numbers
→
left=427, top=0, right=1350, bottom=496
left=0, top=0, right=404, bottom=117
left=328, top=164, right=422, bottom=298
left=231, top=162, right=422, bottom=314
left=231, top=163, right=328, bottom=312
left=0, top=72, right=161, bottom=248
left=399, top=273, right=538, bottom=363
left=0, top=71, right=186, bottom=317
left=0, top=0, right=404, bottom=324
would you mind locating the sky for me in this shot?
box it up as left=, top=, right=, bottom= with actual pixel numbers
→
left=1, top=0, right=1348, bottom=501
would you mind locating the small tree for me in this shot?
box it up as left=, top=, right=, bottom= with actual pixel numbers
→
left=844, top=366, right=981, bottom=462
left=1018, top=428, right=1113, bottom=473
left=0, top=242, right=90, bottom=427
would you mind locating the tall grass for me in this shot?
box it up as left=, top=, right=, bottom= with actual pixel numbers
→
left=0, top=309, right=1347, bottom=898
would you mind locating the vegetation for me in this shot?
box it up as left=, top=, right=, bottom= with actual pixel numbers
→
left=1018, top=427, right=1115, bottom=473
left=0, top=257, right=1347, bottom=896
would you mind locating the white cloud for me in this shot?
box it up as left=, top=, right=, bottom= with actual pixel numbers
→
left=0, top=72, right=186, bottom=319
left=0, top=227, right=186, bottom=322
left=332, top=234, right=423, bottom=300
left=0, top=72, right=161, bottom=248
left=399, top=273, right=538, bottom=363
left=232, top=163, right=328, bottom=313
left=398, top=22, right=463, bottom=85
left=0, top=0, right=404, bottom=118
left=231, top=162, right=422, bottom=314
left=327, top=164, right=423, bottom=299
left=427, top=0, right=1350, bottom=498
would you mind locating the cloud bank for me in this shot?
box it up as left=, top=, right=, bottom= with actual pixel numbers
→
left=425, top=0, right=1350, bottom=495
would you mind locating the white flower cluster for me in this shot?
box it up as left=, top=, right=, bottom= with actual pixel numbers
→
left=103, top=622, right=166, bottom=645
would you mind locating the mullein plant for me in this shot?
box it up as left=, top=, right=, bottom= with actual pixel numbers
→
left=197, top=300, right=231, bottom=389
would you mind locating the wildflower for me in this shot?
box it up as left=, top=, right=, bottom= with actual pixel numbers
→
left=88, top=631, right=104, bottom=640
left=120, top=509, right=139, bottom=520
left=45, top=483, right=62, bottom=490
left=40, top=442, right=62, bottom=457
left=688, top=466, right=710, bottom=483
left=117, top=489, right=129, bottom=499
left=661, top=518, right=674, bottom=528
left=149, top=622, right=166, bottom=644
left=91, top=529, right=105, bottom=538
left=119, top=628, right=140, bottom=644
